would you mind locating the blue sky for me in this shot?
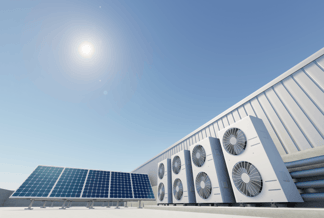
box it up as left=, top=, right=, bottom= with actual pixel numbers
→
left=1, top=0, right=324, bottom=190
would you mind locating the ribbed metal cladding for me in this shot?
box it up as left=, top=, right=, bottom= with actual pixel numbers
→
left=133, top=48, right=324, bottom=186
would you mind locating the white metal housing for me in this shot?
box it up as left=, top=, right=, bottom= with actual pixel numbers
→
left=218, top=116, right=303, bottom=203
left=171, top=150, right=196, bottom=204
left=157, top=159, right=172, bottom=204
left=190, top=137, right=235, bottom=204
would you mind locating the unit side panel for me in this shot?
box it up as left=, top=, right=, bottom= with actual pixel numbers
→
left=250, top=97, right=287, bottom=155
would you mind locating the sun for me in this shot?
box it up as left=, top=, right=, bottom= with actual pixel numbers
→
left=79, top=42, right=94, bottom=58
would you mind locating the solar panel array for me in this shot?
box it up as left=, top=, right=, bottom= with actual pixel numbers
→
left=11, top=166, right=155, bottom=200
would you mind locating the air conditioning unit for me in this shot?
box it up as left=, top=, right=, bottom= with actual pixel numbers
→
left=157, top=159, right=172, bottom=205
left=218, top=115, right=303, bottom=203
left=190, top=137, right=235, bottom=204
left=171, top=150, right=196, bottom=205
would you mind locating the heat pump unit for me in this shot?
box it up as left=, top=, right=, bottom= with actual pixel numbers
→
left=157, top=159, right=172, bottom=205
left=190, top=137, right=235, bottom=204
left=171, top=150, right=196, bottom=205
left=218, top=115, right=303, bottom=203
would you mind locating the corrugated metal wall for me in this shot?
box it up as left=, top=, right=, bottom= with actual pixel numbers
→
left=133, top=48, right=324, bottom=186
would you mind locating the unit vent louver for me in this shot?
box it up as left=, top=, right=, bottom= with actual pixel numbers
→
left=173, top=178, right=183, bottom=200
left=222, top=128, right=247, bottom=155
left=195, top=172, right=212, bottom=199
left=158, top=163, right=165, bottom=179
left=158, top=183, right=165, bottom=201
left=172, top=156, right=181, bottom=174
left=192, top=145, right=206, bottom=167
left=232, top=161, right=262, bottom=197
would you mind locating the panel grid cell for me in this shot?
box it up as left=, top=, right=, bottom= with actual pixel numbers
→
left=131, top=174, right=155, bottom=199
left=82, top=170, right=110, bottom=198
left=49, top=168, right=87, bottom=198
left=12, top=166, right=63, bottom=198
left=110, top=172, right=133, bottom=198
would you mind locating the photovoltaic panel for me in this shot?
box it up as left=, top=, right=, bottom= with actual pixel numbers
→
left=11, top=166, right=63, bottom=198
left=82, top=170, right=110, bottom=198
left=109, top=172, right=133, bottom=199
left=49, top=168, right=88, bottom=198
left=131, top=173, right=155, bottom=199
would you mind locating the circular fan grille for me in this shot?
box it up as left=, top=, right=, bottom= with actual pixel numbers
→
left=173, top=178, right=183, bottom=200
left=195, top=172, right=212, bottom=199
left=222, top=128, right=247, bottom=155
left=192, top=145, right=206, bottom=167
left=172, top=156, right=181, bottom=174
left=158, top=183, right=165, bottom=201
left=232, top=161, right=263, bottom=197
left=158, top=163, right=165, bottom=179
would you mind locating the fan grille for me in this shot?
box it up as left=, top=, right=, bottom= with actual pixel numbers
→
left=192, top=145, right=206, bottom=167
left=172, top=156, right=181, bottom=174
left=232, top=161, right=263, bottom=197
left=158, top=183, right=165, bottom=201
left=222, top=128, right=247, bottom=155
left=195, top=172, right=212, bottom=199
left=173, top=178, right=183, bottom=200
left=158, top=163, right=165, bottom=179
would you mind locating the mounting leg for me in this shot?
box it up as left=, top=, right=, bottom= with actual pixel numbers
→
left=102, top=202, right=105, bottom=207
left=41, top=201, right=46, bottom=208
left=25, top=199, right=34, bottom=210
left=115, top=201, right=120, bottom=209
left=50, top=201, right=54, bottom=207
left=89, top=200, right=95, bottom=209
left=125, top=201, right=128, bottom=208
left=60, top=200, right=67, bottom=209
left=138, top=200, right=142, bottom=209
left=106, top=201, right=110, bottom=208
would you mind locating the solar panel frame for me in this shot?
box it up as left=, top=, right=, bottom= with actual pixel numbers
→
left=10, top=165, right=155, bottom=201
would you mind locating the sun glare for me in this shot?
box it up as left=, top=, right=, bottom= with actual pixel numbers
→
left=79, top=42, right=94, bottom=58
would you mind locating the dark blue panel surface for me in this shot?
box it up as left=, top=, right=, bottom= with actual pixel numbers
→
left=110, top=172, right=133, bottom=198
left=82, top=170, right=110, bottom=198
left=131, top=174, right=155, bottom=199
left=12, top=166, right=63, bottom=198
left=50, top=168, right=88, bottom=198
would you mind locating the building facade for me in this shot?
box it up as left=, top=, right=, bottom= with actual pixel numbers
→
left=132, top=47, right=324, bottom=187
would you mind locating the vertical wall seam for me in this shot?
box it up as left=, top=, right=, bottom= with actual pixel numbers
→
left=272, top=86, right=314, bottom=149
left=243, top=104, right=249, bottom=117
left=231, top=112, right=236, bottom=122
left=305, top=63, right=324, bottom=93
left=237, top=109, right=242, bottom=119
left=249, top=101, right=258, bottom=117
left=255, top=95, right=288, bottom=154
left=281, top=80, right=324, bottom=139
left=264, top=90, right=301, bottom=151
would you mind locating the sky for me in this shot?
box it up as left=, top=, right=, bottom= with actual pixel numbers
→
left=1, top=0, right=324, bottom=190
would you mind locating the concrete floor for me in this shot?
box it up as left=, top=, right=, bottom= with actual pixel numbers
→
left=0, top=207, right=266, bottom=218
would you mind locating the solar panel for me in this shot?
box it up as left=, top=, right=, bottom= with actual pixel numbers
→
left=131, top=173, right=155, bottom=199
left=109, top=172, right=133, bottom=199
left=11, top=165, right=155, bottom=201
left=11, top=166, right=63, bottom=198
left=82, top=170, right=110, bottom=198
left=49, top=168, right=88, bottom=198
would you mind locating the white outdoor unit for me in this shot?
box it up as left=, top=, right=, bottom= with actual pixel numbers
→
left=218, top=115, right=303, bottom=203
left=171, top=150, right=196, bottom=204
left=190, top=137, right=235, bottom=204
left=157, top=159, right=172, bottom=205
